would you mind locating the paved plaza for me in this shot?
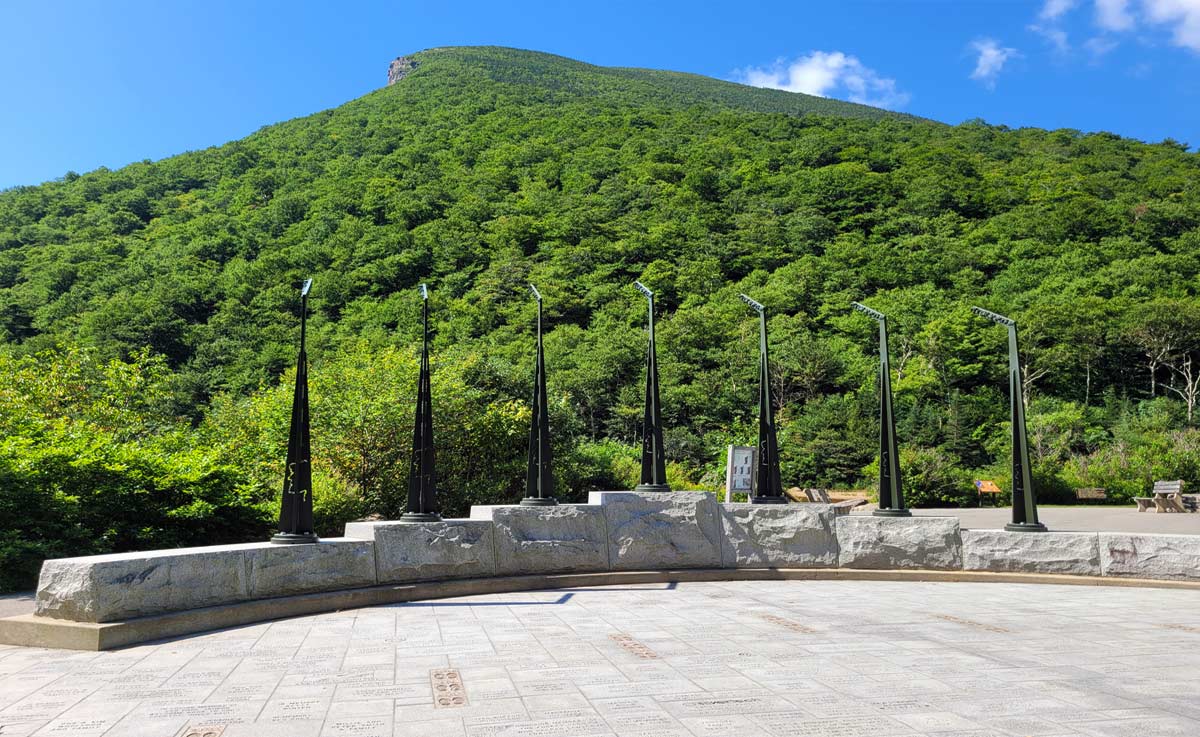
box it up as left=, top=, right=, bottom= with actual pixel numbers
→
left=1, top=580, right=1199, bottom=737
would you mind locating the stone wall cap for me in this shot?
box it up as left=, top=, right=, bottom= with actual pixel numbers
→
left=471, top=503, right=602, bottom=520
left=1098, top=531, right=1200, bottom=540
left=838, top=515, right=960, bottom=522
left=963, top=528, right=1098, bottom=536
left=42, top=537, right=373, bottom=567
left=350, top=517, right=482, bottom=527
left=44, top=542, right=276, bottom=564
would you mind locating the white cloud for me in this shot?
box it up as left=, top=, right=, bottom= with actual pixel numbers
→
left=734, top=51, right=910, bottom=109
left=1095, top=0, right=1136, bottom=30
left=969, top=39, right=1019, bottom=87
left=1142, top=0, right=1200, bottom=51
left=1083, top=35, right=1120, bottom=55
left=1029, top=23, right=1072, bottom=51
left=1040, top=0, right=1079, bottom=19
left=1028, top=0, right=1200, bottom=58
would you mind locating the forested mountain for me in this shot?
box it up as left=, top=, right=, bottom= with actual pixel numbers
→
left=1, top=46, right=1198, bottom=589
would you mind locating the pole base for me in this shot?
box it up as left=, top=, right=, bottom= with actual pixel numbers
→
left=519, top=497, right=559, bottom=506
left=399, top=512, right=443, bottom=524
left=633, top=483, right=672, bottom=493
left=270, top=532, right=320, bottom=545
left=1004, top=521, right=1048, bottom=532
left=873, top=508, right=912, bottom=517
left=750, top=495, right=788, bottom=505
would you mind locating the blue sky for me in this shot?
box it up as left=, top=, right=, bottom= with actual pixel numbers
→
left=1, top=0, right=1197, bottom=190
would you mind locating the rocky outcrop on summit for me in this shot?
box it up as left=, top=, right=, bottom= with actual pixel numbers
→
left=387, top=56, right=417, bottom=85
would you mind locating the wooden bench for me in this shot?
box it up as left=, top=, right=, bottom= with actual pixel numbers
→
left=1151, top=480, right=1187, bottom=513
left=974, top=480, right=1002, bottom=507
left=1074, top=487, right=1107, bottom=502
left=800, top=487, right=867, bottom=515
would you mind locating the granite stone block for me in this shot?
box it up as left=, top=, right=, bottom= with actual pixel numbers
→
left=961, top=529, right=1100, bottom=575
left=719, top=504, right=838, bottom=568
left=357, top=520, right=497, bottom=584
left=473, top=504, right=609, bottom=576
left=1099, top=533, right=1200, bottom=581
left=35, top=545, right=251, bottom=622
left=589, top=491, right=723, bottom=570
left=245, top=538, right=377, bottom=598
left=836, top=515, right=962, bottom=570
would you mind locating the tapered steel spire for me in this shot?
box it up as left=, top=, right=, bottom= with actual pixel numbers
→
left=522, top=284, right=557, bottom=506
left=401, top=284, right=441, bottom=522
left=272, top=278, right=319, bottom=544
left=634, top=281, right=670, bottom=492
left=741, top=294, right=785, bottom=504
left=972, top=307, right=1047, bottom=532
left=853, top=302, right=910, bottom=517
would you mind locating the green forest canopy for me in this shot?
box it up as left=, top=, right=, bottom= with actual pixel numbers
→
left=1, top=46, right=1199, bottom=589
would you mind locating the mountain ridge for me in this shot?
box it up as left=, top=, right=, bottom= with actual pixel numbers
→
left=392, top=46, right=926, bottom=122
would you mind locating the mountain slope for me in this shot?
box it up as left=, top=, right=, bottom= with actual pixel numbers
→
left=0, top=44, right=1197, bottom=507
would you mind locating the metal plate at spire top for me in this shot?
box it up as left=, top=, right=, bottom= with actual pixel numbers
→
left=739, top=293, right=765, bottom=313
left=634, top=281, right=654, bottom=299
left=528, top=283, right=541, bottom=301
left=851, top=301, right=885, bottom=321
left=971, top=306, right=1015, bottom=326
left=419, top=283, right=429, bottom=300
left=300, top=278, right=312, bottom=297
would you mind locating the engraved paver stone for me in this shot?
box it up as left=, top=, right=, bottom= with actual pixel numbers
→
left=431, top=669, right=467, bottom=709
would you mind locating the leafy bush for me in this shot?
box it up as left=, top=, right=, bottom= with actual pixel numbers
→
left=0, top=350, right=269, bottom=591
left=862, top=446, right=976, bottom=508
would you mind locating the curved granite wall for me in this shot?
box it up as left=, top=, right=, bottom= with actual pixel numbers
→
left=28, top=491, right=1200, bottom=627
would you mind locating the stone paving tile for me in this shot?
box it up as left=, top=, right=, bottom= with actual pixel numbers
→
left=2, top=581, right=1200, bottom=736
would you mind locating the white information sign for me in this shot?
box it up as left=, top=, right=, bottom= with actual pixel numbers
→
left=725, top=445, right=757, bottom=502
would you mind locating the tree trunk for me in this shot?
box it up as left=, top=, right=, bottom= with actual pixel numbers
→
left=1165, top=354, right=1199, bottom=426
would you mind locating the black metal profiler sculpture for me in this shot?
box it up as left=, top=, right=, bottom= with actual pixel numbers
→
left=634, top=281, right=670, bottom=492
left=740, top=294, right=785, bottom=504
left=401, top=284, right=442, bottom=523
left=522, top=284, right=557, bottom=506
left=972, top=306, right=1047, bottom=532
left=273, top=278, right=319, bottom=544
left=852, top=302, right=910, bottom=517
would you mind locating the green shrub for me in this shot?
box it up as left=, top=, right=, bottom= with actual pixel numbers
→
left=862, top=446, right=976, bottom=508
